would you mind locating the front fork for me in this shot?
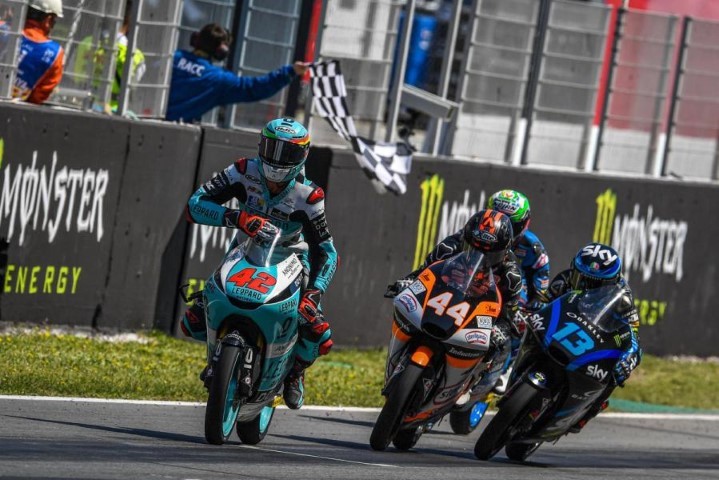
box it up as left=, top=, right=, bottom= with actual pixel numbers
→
left=209, top=330, right=262, bottom=401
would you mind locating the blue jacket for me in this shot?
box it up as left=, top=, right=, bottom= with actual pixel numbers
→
left=166, top=50, right=296, bottom=123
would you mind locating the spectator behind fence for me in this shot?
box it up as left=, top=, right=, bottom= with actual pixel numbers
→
left=12, top=0, right=64, bottom=104
left=165, top=23, right=309, bottom=123
left=112, top=0, right=145, bottom=109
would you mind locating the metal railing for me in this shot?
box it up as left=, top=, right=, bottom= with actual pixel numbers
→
left=119, top=0, right=183, bottom=118
left=524, top=0, right=610, bottom=169
left=47, top=0, right=125, bottom=111
left=0, top=0, right=26, bottom=99
left=663, top=17, right=719, bottom=180
left=448, top=0, right=539, bottom=163
left=229, top=0, right=303, bottom=131
left=309, top=0, right=404, bottom=146
left=595, top=8, right=677, bottom=175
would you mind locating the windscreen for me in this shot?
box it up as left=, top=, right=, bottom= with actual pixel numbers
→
left=573, top=284, right=630, bottom=333
left=439, top=250, right=496, bottom=298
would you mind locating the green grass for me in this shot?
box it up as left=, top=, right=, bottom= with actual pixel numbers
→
left=0, top=329, right=716, bottom=411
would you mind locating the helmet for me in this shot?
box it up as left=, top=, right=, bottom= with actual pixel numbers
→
left=486, top=189, right=530, bottom=237
left=258, top=118, right=310, bottom=183
left=29, top=0, right=63, bottom=17
left=569, top=243, right=622, bottom=290
left=462, top=209, right=513, bottom=267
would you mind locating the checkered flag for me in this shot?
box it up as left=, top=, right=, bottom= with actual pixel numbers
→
left=309, top=60, right=413, bottom=195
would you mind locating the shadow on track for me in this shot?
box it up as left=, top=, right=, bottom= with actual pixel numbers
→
left=3, top=414, right=206, bottom=444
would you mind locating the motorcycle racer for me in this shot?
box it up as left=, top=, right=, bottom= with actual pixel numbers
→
left=391, top=210, right=522, bottom=417
left=484, top=189, right=550, bottom=394
left=181, top=117, right=338, bottom=410
left=543, top=242, right=642, bottom=432
left=486, top=190, right=550, bottom=311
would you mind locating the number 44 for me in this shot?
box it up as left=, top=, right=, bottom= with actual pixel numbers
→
left=427, top=292, right=470, bottom=326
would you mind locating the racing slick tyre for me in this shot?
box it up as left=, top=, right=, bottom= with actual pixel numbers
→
left=505, top=441, right=542, bottom=462
left=449, top=401, right=488, bottom=435
left=392, top=427, right=421, bottom=451
left=205, top=343, right=243, bottom=445
left=474, top=381, right=538, bottom=460
left=370, top=363, right=423, bottom=451
left=236, top=405, right=275, bottom=445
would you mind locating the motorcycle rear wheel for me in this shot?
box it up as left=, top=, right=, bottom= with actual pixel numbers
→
left=237, top=405, right=275, bottom=445
left=370, top=363, right=423, bottom=451
left=505, top=441, right=542, bottom=462
left=474, top=381, right=538, bottom=460
left=449, top=401, right=488, bottom=435
left=205, top=343, right=243, bottom=445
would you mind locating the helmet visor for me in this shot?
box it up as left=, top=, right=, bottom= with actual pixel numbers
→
left=259, top=135, right=308, bottom=169
left=569, top=268, right=606, bottom=290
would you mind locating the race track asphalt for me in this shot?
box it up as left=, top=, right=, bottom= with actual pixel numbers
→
left=1, top=397, right=717, bottom=480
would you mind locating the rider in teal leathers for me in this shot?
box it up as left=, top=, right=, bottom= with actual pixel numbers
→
left=181, top=118, right=338, bottom=410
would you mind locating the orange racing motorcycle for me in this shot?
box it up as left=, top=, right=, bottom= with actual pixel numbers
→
left=370, top=250, right=504, bottom=451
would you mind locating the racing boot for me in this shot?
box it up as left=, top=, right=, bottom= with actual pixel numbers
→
left=283, top=358, right=312, bottom=410
left=180, top=297, right=207, bottom=342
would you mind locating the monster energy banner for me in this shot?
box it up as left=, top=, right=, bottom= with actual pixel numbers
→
left=324, top=151, right=718, bottom=356
left=0, top=103, right=202, bottom=330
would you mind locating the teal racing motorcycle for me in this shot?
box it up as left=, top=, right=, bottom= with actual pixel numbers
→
left=199, top=223, right=304, bottom=445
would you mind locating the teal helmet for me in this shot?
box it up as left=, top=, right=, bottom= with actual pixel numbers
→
left=486, top=189, right=531, bottom=237
left=258, top=118, right=310, bottom=183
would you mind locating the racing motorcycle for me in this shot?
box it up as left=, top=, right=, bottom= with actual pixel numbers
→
left=198, top=223, right=304, bottom=445
left=474, top=285, right=632, bottom=461
left=369, top=250, right=503, bottom=451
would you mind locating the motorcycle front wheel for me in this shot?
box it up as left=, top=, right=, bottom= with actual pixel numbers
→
left=505, top=441, right=542, bottom=462
left=369, top=363, right=423, bottom=451
left=392, top=427, right=421, bottom=451
left=474, top=381, right=538, bottom=460
left=237, top=405, right=275, bottom=445
left=204, top=342, right=243, bottom=445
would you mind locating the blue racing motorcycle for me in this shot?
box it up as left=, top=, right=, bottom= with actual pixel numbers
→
left=201, top=224, right=304, bottom=445
left=474, top=285, right=633, bottom=461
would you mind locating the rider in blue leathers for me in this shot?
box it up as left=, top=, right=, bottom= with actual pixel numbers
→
left=181, top=118, right=338, bottom=410
left=487, top=190, right=550, bottom=312
left=484, top=190, right=550, bottom=395
left=543, top=242, right=641, bottom=432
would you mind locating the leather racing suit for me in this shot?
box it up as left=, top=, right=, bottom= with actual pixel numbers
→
left=184, top=157, right=339, bottom=364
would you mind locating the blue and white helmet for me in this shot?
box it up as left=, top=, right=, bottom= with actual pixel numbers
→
left=569, top=242, right=622, bottom=290
left=257, top=118, right=310, bottom=183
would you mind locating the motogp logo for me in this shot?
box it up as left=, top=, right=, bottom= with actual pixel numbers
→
left=581, top=244, right=618, bottom=266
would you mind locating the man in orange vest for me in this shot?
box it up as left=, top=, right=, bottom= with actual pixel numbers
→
left=13, top=0, right=64, bottom=104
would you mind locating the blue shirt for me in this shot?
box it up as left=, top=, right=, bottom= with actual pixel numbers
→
left=166, top=50, right=296, bottom=123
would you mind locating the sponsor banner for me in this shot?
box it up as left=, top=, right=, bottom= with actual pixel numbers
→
left=324, top=151, right=719, bottom=356
left=101, top=121, right=201, bottom=331
left=0, top=105, right=127, bottom=325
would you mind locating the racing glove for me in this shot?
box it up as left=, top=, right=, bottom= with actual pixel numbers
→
left=385, top=277, right=414, bottom=298
left=613, top=351, right=639, bottom=386
left=237, top=210, right=269, bottom=237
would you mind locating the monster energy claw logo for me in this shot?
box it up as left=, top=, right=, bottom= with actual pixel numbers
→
left=414, top=175, right=444, bottom=269
left=593, top=188, right=687, bottom=282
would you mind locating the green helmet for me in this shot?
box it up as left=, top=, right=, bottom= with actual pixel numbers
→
left=487, top=189, right=531, bottom=237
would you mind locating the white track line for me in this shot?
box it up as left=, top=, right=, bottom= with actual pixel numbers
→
left=239, top=444, right=397, bottom=468
left=1, top=395, right=718, bottom=420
